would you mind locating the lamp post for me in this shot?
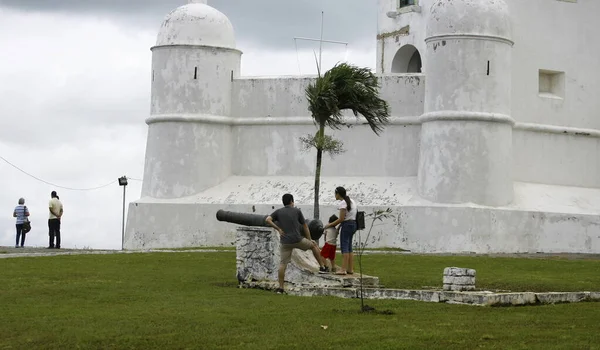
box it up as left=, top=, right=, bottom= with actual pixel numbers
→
left=118, top=176, right=128, bottom=250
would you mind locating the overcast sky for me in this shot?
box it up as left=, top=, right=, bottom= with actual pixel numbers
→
left=0, top=0, right=378, bottom=249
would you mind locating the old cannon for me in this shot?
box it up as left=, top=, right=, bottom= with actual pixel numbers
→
left=216, top=209, right=324, bottom=241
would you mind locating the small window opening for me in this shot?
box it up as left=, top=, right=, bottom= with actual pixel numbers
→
left=398, top=0, right=417, bottom=8
left=487, top=61, right=490, bottom=76
left=539, top=69, right=565, bottom=100
left=194, top=67, right=198, bottom=80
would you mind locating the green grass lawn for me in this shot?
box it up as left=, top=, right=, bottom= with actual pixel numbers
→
left=1, top=252, right=599, bottom=349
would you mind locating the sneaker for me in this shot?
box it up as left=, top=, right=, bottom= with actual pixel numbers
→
left=275, top=288, right=285, bottom=294
left=319, top=266, right=329, bottom=274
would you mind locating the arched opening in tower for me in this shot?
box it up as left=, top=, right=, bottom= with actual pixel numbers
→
left=391, top=45, right=422, bottom=73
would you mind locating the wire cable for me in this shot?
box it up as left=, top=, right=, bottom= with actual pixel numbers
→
left=294, top=38, right=302, bottom=74
left=0, top=155, right=139, bottom=191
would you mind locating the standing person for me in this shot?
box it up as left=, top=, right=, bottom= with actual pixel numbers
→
left=12, top=198, right=30, bottom=248
left=48, top=191, right=63, bottom=249
left=323, top=187, right=357, bottom=275
left=321, top=214, right=340, bottom=272
left=265, top=193, right=328, bottom=294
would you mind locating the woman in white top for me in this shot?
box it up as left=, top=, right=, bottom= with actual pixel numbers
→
left=13, top=198, right=30, bottom=248
left=323, top=186, right=357, bottom=275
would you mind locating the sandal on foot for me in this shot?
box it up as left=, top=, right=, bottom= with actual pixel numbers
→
left=335, top=271, right=347, bottom=275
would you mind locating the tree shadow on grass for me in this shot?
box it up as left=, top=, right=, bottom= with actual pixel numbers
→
left=333, top=305, right=395, bottom=315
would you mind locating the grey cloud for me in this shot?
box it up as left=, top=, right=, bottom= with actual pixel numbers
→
left=0, top=0, right=377, bottom=50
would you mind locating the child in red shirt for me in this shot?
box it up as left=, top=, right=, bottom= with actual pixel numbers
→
left=321, top=215, right=340, bottom=272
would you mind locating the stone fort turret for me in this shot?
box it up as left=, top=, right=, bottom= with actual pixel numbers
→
left=143, top=0, right=241, bottom=199
left=418, top=0, right=514, bottom=206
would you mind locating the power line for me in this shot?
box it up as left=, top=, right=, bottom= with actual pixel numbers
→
left=0, top=155, right=141, bottom=191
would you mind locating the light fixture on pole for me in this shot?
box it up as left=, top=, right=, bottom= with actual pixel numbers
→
left=118, top=176, right=128, bottom=250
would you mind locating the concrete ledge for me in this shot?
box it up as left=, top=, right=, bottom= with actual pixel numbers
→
left=420, top=111, right=516, bottom=126
left=535, top=292, right=593, bottom=304
left=242, top=281, right=600, bottom=307
left=360, top=288, right=441, bottom=303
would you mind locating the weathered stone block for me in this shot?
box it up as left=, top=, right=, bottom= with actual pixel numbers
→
left=440, top=291, right=486, bottom=305
left=484, top=293, right=537, bottom=306
left=589, top=292, right=600, bottom=301
left=443, top=267, right=476, bottom=277
left=359, top=289, right=440, bottom=303
left=443, top=267, right=477, bottom=291
left=443, top=276, right=476, bottom=285
left=536, top=292, right=591, bottom=304
left=236, top=227, right=278, bottom=283
left=287, top=287, right=358, bottom=299
left=443, top=284, right=476, bottom=291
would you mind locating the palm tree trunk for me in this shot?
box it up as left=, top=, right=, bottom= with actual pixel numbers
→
left=313, top=124, right=325, bottom=220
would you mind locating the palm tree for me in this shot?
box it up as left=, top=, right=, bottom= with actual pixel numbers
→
left=304, top=63, right=390, bottom=220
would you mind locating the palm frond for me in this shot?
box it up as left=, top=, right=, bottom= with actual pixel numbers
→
left=305, top=62, right=390, bottom=134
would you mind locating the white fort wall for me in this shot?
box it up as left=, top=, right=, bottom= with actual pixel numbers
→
left=125, top=0, right=600, bottom=252
left=126, top=72, right=600, bottom=252
left=125, top=177, right=600, bottom=253
left=513, top=130, right=600, bottom=189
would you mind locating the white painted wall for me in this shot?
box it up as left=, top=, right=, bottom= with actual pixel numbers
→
left=125, top=177, right=600, bottom=253
left=513, top=130, right=600, bottom=188
left=378, top=0, right=600, bottom=129
left=151, top=47, right=241, bottom=116
left=232, top=75, right=425, bottom=120
left=510, top=0, right=600, bottom=129
left=230, top=74, right=425, bottom=177
left=419, top=121, right=514, bottom=206
left=141, top=121, right=233, bottom=199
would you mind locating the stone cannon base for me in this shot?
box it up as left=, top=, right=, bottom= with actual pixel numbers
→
left=236, top=227, right=379, bottom=288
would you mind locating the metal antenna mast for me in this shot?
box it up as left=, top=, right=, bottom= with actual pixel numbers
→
left=293, top=11, right=349, bottom=73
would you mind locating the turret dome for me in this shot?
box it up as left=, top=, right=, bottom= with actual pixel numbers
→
left=155, top=0, right=236, bottom=49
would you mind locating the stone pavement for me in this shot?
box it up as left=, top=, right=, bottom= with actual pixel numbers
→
left=0, top=246, right=228, bottom=259
left=2, top=246, right=600, bottom=260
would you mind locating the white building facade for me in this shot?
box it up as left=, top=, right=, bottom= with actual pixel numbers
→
left=125, top=0, right=600, bottom=253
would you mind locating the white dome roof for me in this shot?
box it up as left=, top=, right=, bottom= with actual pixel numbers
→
left=427, top=0, right=512, bottom=40
left=155, top=1, right=236, bottom=49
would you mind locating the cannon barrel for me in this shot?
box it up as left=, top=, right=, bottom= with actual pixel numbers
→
left=216, top=210, right=269, bottom=227
left=216, top=209, right=325, bottom=241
